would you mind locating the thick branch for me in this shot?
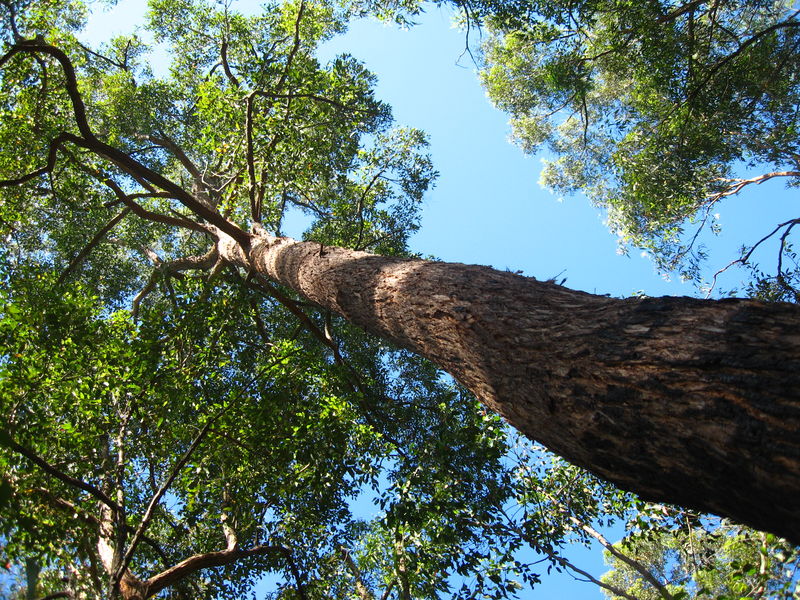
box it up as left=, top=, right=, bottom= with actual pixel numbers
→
left=145, top=544, right=289, bottom=597
left=340, top=546, right=375, bottom=600
left=1, top=40, right=249, bottom=246
left=220, top=40, right=241, bottom=89
left=143, top=134, right=202, bottom=180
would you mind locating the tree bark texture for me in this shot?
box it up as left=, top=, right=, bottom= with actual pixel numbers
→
left=220, top=232, right=800, bottom=543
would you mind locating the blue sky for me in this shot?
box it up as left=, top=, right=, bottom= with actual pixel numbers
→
left=77, top=0, right=799, bottom=597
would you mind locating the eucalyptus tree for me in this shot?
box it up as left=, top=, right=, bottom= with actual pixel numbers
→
left=0, top=8, right=799, bottom=600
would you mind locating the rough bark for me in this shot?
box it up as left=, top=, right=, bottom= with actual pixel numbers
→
left=218, top=231, right=800, bottom=544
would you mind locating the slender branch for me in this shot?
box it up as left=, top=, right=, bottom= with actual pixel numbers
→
left=245, top=93, right=259, bottom=221
left=0, top=132, right=72, bottom=187
left=776, top=220, right=799, bottom=297
left=250, top=298, right=274, bottom=347
left=544, top=493, right=674, bottom=600
left=76, top=41, right=128, bottom=71
left=275, top=0, right=305, bottom=93
left=252, top=90, right=376, bottom=114
left=1, top=41, right=94, bottom=139
left=656, top=0, right=707, bottom=24
left=710, top=171, right=800, bottom=201
left=2, top=436, right=122, bottom=514
left=132, top=270, right=159, bottom=321
left=684, top=11, right=800, bottom=106
left=57, top=207, right=131, bottom=285
left=25, top=486, right=170, bottom=565
left=72, top=135, right=245, bottom=243
left=707, top=218, right=800, bottom=296
left=113, top=350, right=289, bottom=588
left=671, top=171, right=800, bottom=274
left=355, top=169, right=387, bottom=250
left=113, top=417, right=219, bottom=586
left=548, top=549, right=639, bottom=600
left=497, top=505, right=641, bottom=600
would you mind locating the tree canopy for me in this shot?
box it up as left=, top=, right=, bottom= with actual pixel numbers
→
left=0, top=0, right=799, bottom=599
left=472, top=0, right=800, bottom=297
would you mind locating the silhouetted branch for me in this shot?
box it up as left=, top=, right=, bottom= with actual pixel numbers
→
left=57, top=207, right=131, bottom=285
left=2, top=436, right=122, bottom=514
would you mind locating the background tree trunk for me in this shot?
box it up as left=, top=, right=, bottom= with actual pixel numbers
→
left=221, top=232, right=800, bottom=543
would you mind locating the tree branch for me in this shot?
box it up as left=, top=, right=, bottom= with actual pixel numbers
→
left=0, top=132, right=72, bottom=187
left=113, top=416, right=219, bottom=586
left=707, top=218, right=800, bottom=296
left=1, top=435, right=122, bottom=514
left=684, top=11, right=800, bottom=107
left=93, top=172, right=209, bottom=234
left=497, top=505, right=642, bottom=600
left=544, top=493, right=674, bottom=600
left=142, top=133, right=202, bottom=180
left=245, top=93, right=259, bottom=222
left=656, top=0, right=707, bottom=24
left=24, top=486, right=170, bottom=565
left=57, top=207, right=131, bottom=285
left=1, top=39, right=250, bottom=246
left=252, top=90, right=376, bottom=114
left=145, top=544, right=298, bottom=598
left=340, top=546, right=375, bottom=600
left=220, top=39, right=241, bottom=89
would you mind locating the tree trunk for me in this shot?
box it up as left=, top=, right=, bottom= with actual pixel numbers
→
left=219, top=232, right=800, bottom=544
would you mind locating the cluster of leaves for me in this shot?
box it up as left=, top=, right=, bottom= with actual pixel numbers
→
left=602, top=514, right=800, bottom=599
left=472, top=0, right=800, bottom=296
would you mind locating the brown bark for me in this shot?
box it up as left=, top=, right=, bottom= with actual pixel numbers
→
left=218, top=232, right=800, bottom=544
left=143, top=544, right=287, bottom=598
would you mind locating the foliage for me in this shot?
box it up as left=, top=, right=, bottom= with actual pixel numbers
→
left=472, top=0, right=800, bottom=296
left=601, top=518, right=800, bottom=599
